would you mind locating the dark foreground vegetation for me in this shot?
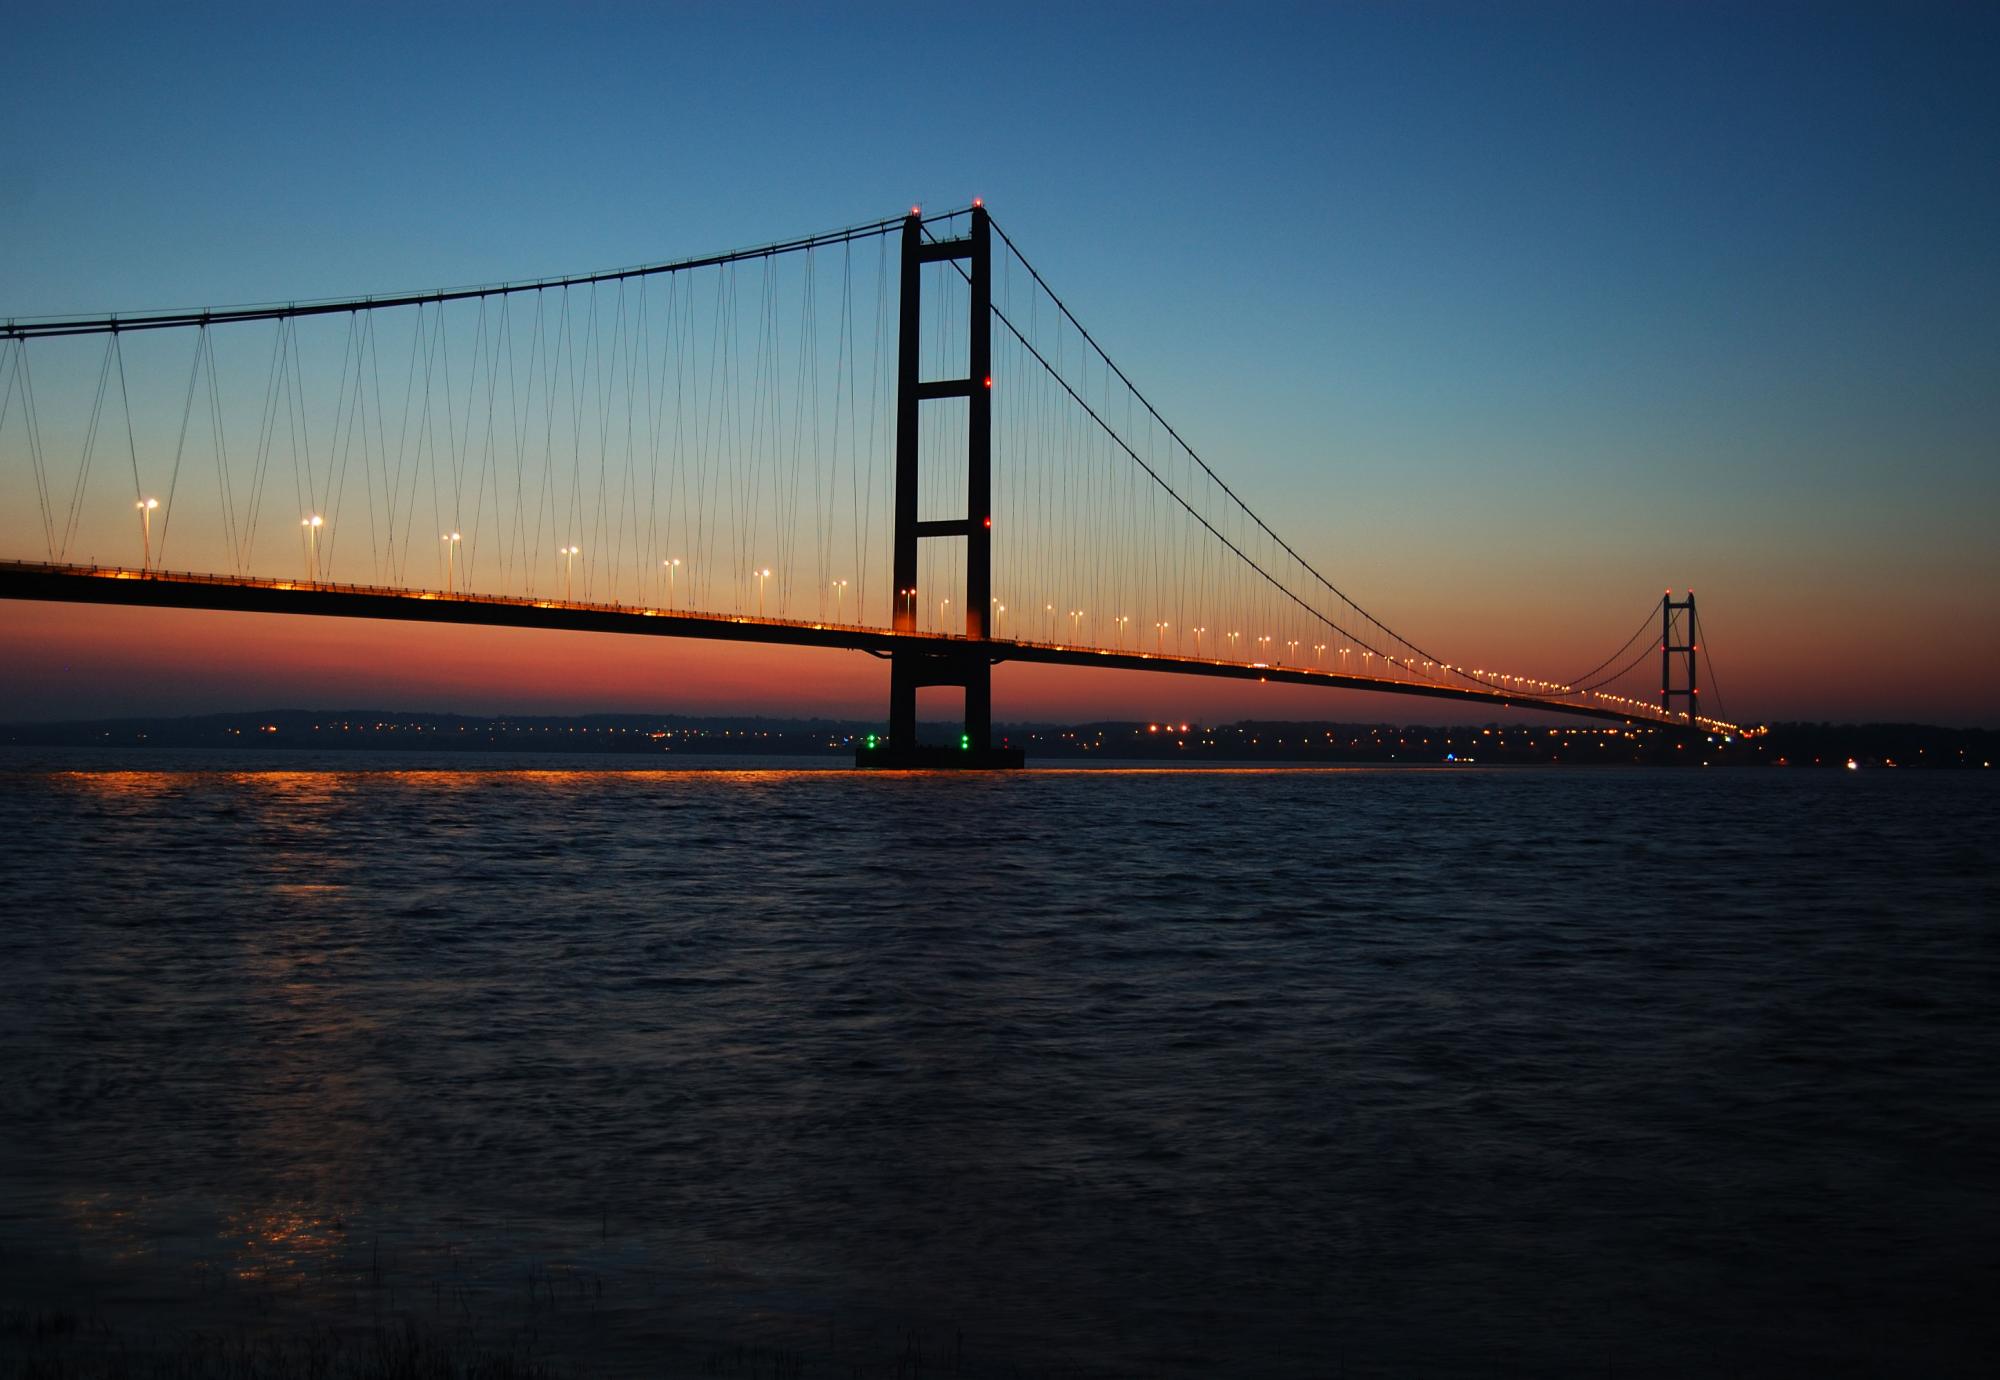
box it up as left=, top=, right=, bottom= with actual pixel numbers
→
left=2, top=710, right=1991, bottom=768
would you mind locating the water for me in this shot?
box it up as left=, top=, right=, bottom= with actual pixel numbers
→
left=1, top=750, right=1994, bottom=1376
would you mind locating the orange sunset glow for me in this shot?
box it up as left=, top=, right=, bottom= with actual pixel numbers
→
left=4, top=573, right=1993, bottom=727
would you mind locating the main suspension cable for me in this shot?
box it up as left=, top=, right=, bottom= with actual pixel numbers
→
left=974, top=216, right=1522, bottom=694
left=1566, top=604, right=1660, bottom=689
left=2, top=211, right=968, bottom=340
left=985, top=214, right=1494, bottom=687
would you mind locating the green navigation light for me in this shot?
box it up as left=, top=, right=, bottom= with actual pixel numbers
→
left=960, top=733, right=970, bottom=750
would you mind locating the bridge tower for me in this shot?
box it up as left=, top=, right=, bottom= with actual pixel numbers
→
left=858, top=205, right=1023, bottom=768
left=1661, top=590, right=1698, bottom=726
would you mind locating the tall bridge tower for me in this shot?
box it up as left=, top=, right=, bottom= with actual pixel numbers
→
left=1662, top=589, right=1699, bottom=725
left=860, top=206, right=1022, bottom=768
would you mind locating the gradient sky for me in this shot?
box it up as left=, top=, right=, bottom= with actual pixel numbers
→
left=3, top=2, right=1995, bottom=725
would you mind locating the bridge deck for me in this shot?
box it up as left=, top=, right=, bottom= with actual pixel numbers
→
left=0, top=561, right=1688, bottom=730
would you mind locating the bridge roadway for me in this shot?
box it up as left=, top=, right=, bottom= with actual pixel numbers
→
left=0, top=560, right=1677, bottom=730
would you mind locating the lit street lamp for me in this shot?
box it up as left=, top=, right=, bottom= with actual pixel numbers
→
left=832, top=578, right=849, bottom=621
left=755, top=567, right=772, bottom=617
left=663, top=557, right=682, bottom=606
left=441, top=531, right=462, bottom=594
left=301, top=515, right=324, bottom=582
left=135, top=498, right=159, bottom=571
left=1069, top=608, right=1083, bottom=641
left=559, top=544, right=580, bottom=601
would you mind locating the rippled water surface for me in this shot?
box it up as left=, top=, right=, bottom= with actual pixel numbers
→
left=1, top=750, right=1995, bottom=1376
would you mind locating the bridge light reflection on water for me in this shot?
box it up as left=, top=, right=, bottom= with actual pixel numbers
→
left=3, top=761, right=1981, bottom=1372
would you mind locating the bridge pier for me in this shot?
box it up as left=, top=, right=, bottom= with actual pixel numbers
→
left=858, top=647, right=1022, bottom=769
left=889, top=649, right=988, bottom=748
left=858, top=204, right=1021, bottom=769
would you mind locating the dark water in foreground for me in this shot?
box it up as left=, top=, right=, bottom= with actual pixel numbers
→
left=0, top=750, right=1994, bottom=1377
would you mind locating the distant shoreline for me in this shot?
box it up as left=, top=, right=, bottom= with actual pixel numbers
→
left=2, top=711, right=1991, bottom=768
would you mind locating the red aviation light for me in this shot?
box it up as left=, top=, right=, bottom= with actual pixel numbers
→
left=983, top=516, right=992, bottom=528
left=983, top=376, right=993, bottom=388
left=972, top=197, right=983, bottom=208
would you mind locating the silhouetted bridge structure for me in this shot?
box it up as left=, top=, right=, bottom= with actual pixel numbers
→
left=1, top=206, right=1741, bottom=763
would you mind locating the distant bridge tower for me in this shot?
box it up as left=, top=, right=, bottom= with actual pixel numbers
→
left=1662, top=589, right=1698, bottom=725
left=860, top=205, right=1022, bottom=767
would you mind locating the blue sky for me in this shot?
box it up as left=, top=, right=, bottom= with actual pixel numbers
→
left=3, top=2, right=1996, bottom=722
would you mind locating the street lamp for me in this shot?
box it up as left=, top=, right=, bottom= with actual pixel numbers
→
left=755, top=567, right=772, bottom=617
left=663, top=557, right=682, bottom=606
left=135, top=498, right=159, bottom=571
left=301, top=515, right=324, bottom=582
left=559, top=544, right=580, bottom=601
left=1116, top=614, right=1131, bottom=647
left=1045, top=603, right=1055, bottom=641
left=1069, top=608, right=1083, bottom=641
left=1228, top=631, right=1240, bottom=656
left=1314, top=643, right=1327, bottom=666
left=939, top=595, right=951, bottom=631
left=1286, top=639, right=1299, bottom=665
left=1155, top=620, right=1169, bottom=653
left=1192, top=626, right=1206, bottom=656
left=995, top=603, right=1006, bottom=638
left=441, top=531, right=462, bottom=594
left=832, top=578, right=849, bottom=621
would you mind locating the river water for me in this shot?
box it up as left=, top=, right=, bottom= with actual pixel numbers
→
left=0, top=751, right=1994, bottom=1376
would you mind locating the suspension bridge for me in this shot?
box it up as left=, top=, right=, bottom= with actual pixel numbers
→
left=0, top=205, right=1741, bottom=765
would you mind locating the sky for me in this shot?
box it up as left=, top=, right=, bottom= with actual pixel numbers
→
left=2, top=1, right=1995, bottom=726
